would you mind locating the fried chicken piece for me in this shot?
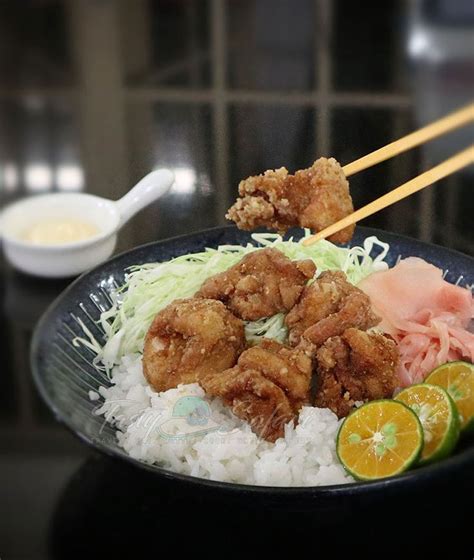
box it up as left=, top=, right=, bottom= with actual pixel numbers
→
left=314, top=328, right=399, bottom=417
left=285, top=270, right=380, bottom=347
left=200, top=338, right=312, bottom=442
left=237, top=338, right=313, bottom=409
left=202, top=369, right=294, bottom=443
left=143, top=298, right=245, bottom=393
left=196, top=248, right=315, bottom=321
left=226, top=157, right=354, bottom=243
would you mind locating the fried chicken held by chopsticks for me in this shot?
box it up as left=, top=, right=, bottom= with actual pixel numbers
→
left=226, top=157, right=354, bottom=243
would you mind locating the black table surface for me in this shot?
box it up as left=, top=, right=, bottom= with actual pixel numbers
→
left=1, top=1, right=473, bottom=558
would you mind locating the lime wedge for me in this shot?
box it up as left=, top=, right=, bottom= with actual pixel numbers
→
left=336, top=400, right=423, bottom=480
left=425, top=361, right=474, bottom=432
left=396, top=384, right=460, bottom=464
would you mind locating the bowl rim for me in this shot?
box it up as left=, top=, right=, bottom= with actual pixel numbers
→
left=30, top=224, right=474, bottom=494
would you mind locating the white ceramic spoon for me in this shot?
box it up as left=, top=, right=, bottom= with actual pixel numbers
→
left=1, top=169, right=174, bottom=278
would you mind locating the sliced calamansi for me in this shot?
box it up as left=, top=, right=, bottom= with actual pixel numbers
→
left=336, top=400, right=423, bottom=481
left=425, top=361, right=474, bottom=432
left=396, top=384, right=460, bottom=465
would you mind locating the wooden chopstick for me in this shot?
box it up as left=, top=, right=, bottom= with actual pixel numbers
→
left=342, top=103, right=474, bottom=177
left=302, top=145, right=474, bottom=246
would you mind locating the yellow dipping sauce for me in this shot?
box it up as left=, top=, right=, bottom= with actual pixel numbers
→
left=23, top=218, right=100, bottom=245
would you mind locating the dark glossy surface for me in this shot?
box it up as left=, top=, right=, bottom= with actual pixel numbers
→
left=1, top=1, right=473, bottom=558
left=48, top=454, right=474, bottom=557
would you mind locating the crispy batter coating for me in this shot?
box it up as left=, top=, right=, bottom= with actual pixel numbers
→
left=202, top=369, right=294, bottom=443
left=285, top=270, right=380, bottom=347
left=314, top=328, right=399, bottom=417
left=200, top=338, right=312, bottom=442
left=237, top=339, right=313, bottom=409
left=196, top=248, right=316, bottom=321
left=143, top=298, right=245, bottom=392
left=226, top=157, right=354, bottom=243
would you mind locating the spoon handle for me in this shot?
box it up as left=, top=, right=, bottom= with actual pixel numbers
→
left=116, top=169, right=174, bottom=227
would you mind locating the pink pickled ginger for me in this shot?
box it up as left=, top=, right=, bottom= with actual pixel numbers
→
left=359, top=257, right=474, bottom=387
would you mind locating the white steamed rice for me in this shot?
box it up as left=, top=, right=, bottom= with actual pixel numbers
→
left=91, top=353, right=353, bottom=486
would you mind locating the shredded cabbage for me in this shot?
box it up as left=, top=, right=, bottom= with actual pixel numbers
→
left=74, top=231, right=389, bottom=370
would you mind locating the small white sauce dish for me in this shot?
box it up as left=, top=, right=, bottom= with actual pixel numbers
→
left=1, top=169, right=174, bottom=278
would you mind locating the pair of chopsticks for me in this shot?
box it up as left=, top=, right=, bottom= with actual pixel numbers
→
left=303, top=103, right=474, bottom=246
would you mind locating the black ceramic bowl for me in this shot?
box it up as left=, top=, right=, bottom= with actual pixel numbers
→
left=31, top=225, right=474, bottom=505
